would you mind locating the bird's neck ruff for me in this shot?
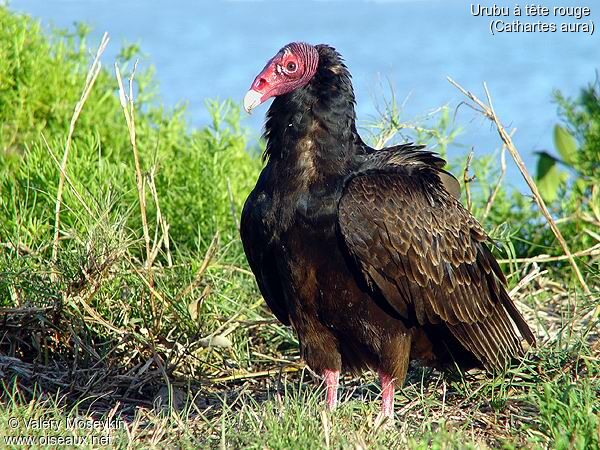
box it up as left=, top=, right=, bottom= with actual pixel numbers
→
left=262, top=45, right=360, bottom=169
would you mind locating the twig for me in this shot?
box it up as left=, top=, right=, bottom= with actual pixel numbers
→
left=0, top=242, right=35, bottom=255
left=482, top=132, right=511, bottom=221
left=462, top=150, right=475, bottom=211
left=115, top=62, right=151, bottom=268
left=497, top=243, right=600, bottom=264
left=211, top=264, right=254, bottom=276
left=584, top=228, right=600, bottom=242
left=116, top=61, right=159, bottom=326
left=147, top=166, right=173, bottom=267
left=126, top=257, right=181, bottom=320
left=174, top=232, right=220, bottom=303
left=209, top=364, right=302, bottom=383
left=508, top=265, right=545, bottom=297
left=0, top=306, right=54, bottom=315
left=251, top=351, right=299, bottom=364
left=448, top=77, right=591, bottom=295
left=210, top=297, right=264, bottom=339
left=214, top=317, right=280, bottom=325
left=42, top=134, right=94, bottom=217
left=51, top=33, right=109, bottom=280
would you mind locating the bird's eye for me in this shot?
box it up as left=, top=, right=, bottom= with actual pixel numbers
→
left=286, top=62, right=297, bottom=72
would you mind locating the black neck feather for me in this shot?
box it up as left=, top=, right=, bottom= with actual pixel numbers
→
left=262, top=45, right=361, bottom=164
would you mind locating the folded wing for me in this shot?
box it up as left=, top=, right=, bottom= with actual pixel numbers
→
left=337, top=163, right=535, bottom=370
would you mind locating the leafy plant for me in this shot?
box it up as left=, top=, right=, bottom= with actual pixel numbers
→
left=536, top=79, right=600, bottom=204
left=535, top=126, right=573, bottom=203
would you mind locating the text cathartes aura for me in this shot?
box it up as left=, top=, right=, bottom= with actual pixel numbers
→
left=241, top=42, right=535, bottom=420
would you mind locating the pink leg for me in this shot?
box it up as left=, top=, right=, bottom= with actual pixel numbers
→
left=378, top=371, right=395, bottom=418
left=323, top=369, right=339, bottom=410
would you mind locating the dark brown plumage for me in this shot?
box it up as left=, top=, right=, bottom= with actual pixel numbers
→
left=241, top=42, right=535, bottom=419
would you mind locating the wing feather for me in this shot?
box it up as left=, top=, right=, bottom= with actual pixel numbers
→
left=338, top=167, right=534, bottom=370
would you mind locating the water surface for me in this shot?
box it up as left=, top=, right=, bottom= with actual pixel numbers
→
left=9, top=0, right=599, bottom=189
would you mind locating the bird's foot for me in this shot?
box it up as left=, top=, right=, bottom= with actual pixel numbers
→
left=374, top=370, right=395, bottom=429
left=323, top=369, right=339, bottom=411
left=379, top=371, right=395, bottom=415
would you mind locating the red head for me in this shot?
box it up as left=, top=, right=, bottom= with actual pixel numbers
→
left=243, top=42, right=320, bottom=113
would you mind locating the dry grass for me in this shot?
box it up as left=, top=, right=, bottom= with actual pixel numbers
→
left=51, top=33, right=110, bottom=280
left=2, top=267, right=597, bottom=448
left=448, top=77, right=591, bottom=295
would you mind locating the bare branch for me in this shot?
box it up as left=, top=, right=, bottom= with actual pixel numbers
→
left=482, top=132, right=511, bottom=221
left=497, top=243, right=600, bottom=264
left=448, top=77, right=591, bottom=294
left=462, top=150, right=475, bottom=212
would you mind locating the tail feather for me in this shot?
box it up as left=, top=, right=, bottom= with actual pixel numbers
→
left=501, top=289, right=536, bottom=346
left=447, top=299, right=532, bottom=371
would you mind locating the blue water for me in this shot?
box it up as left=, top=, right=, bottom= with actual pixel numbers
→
left=8, top=0, right=599, bottom=190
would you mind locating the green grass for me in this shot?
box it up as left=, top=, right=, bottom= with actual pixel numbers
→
left=0, top=6, right=598, bottom=449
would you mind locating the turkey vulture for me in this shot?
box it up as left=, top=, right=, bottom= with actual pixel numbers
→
left=241, top=42, right=535, bottom=419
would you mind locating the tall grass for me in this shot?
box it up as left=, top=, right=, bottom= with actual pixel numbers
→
left=0, top=5, right=266, bottom=405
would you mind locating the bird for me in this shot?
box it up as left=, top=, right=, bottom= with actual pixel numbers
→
left=240, top=42, right=535, bottom=420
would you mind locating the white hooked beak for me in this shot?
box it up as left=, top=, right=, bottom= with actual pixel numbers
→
left=243, top=89, right=263, bottom=114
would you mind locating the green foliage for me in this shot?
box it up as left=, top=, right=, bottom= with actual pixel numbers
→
left=0, top=7, right=263, bottom=368
left=535, top=149, right=568, bottom=203
left=534, top=380, right=599, bottom=450
left=535, top=80, right=600, bottom=205
left=535, top=124, right=584, bottom=203
left=0, top=11, right=127, bottom=161
left=365, top=81, right=462, bottom=157
left=555, top=78, right=600, bottom=179
left=412, top=106, right=463, bottom=158
left=0, top=7, right=260, bottom=256
left=554, top=123, right=578, bottom=165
